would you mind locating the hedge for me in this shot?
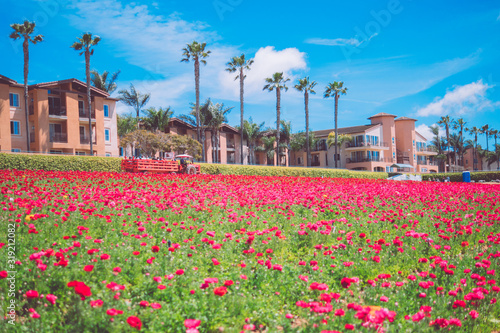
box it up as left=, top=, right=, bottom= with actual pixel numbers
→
left=0, top=153, right=388, bottom=179
left=421, top=171, right=500, bottom=182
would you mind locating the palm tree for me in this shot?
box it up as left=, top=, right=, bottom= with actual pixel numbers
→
left=480, top=125, right=490, bottom=152
left=263, top=72, right=290, bottom=166
left=240, top=118, right=265, bottom=165
left=437, top=116, right=452, bottom=172
left=429, top=124, right=445, bottom=172
left=467, top=126, right=481, bottom=170
left=71, top=33, right=101, bottom=155
left=141, top=107, right=173, bottom=133
left=117, top=114, right=138, bottom=138
left=324, top=81, right=348, bottom=168
left=90, top=70, right=121, bottom=93
left=452, top=118, right=467, bottom=166
left=118, top=84, right=151, bottom=127
left=255, top=136, right=276, bottom=165
left=327, top=132, right=352, bottom=168
left=294, top=77, right=317, bottom=167
left=208, top=102, right=233, bottom=163
left=9, top=21, right=43, bottom=153
left=226, top=54, right=254, bottom=164
left=181, top=41, right=211, bottom=162
left=280, top=120, right=292, bottom=166
left=491, top=129, right=499, bottom=170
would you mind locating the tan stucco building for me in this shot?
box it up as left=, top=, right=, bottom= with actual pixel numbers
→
left=0, top=74, right=119, bottom=156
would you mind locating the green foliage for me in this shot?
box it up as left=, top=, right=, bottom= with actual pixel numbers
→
left=421, top=171, right=500, bottom=182
left=0, top=153, right=121, bottom=172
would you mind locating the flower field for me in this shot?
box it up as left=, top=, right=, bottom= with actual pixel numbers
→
left=1, top=170, right=499, bottom=333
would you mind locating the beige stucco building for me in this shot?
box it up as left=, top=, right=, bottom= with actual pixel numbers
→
left=0, top=74, right=119, bottom=156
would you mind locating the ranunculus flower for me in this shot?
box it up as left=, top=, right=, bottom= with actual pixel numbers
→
left=90, top=299, right=103, bottom=308
left=26, top=290, right=39, bottom=299
left=151, top=245, right=160, bottom=252
left=46, top=294, right=57, bottom=305
left=0, top=271, right=8, bottom=279
left=184, top=319, right=201, bottom=329
left=151, top=303, right=162, bottom=309
left=127, top=316, right=142, bottom=330
left=84, top=265, right=94, bottom=272
left=214, top=286, right=228, bottom=296
left=175, top=269, right=184, bottom=275
left=107, top=308, right=124, bottom=316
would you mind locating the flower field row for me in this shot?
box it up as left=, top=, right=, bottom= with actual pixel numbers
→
left=0, top=170, right=499, bottom=332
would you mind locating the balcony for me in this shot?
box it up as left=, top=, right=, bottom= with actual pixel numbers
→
left=312, top=140, right=327, bottom=152
left=80, top=136, right=96, bottom=145
left=347, top=156, right=388, bottom=164
left=49, top=106, right=67, bottom=117
left=50, top=132, right=68, bottom=143
left=226, top=141, right=235, bottom=150
left=417, top=160, right=438, bottom=166
left=346, top=141, right=389, bottom=149
left=79, top=110, right=96, bottom=119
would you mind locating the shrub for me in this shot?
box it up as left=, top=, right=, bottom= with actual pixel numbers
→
left=421, top=171, right=500, bottom=182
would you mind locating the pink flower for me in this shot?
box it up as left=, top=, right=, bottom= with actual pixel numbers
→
left=184, top=319, right=201, bottom=329
left=46, top=294, right=57, bottom=305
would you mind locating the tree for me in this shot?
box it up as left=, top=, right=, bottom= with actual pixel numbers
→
left=181, top=41, right=211, bottom=162
left=324, top=81, right=348, bottom=168
left=490, top=129, right=499, bottom=170
left=208, top=102, right=233, bottom=163
left=437, top=116, right=452, bottom=172
left=290, top=132, right=318, bottom=165
left=480, top=125, right=490, bottom=152
left=255, top=136, right=276, bottom=165
left=294, top=77, right=317, bottom=167
left=452, top=118, right=467, bottom=166
left=429, top=124, right=446, bottom=172
left=118, top=84, right=151, bottom=127
left=90, top=70, right=120, bottom=93
left=263, top=72, right=290, bottom=166
left=71, top=33, right=101, bottom=155
left=238, top=118, right=265, bottom=165
left=141, top=107, right=173, bottom=133
left=117, top=114, right=138, bottom=138
left=9, top=20, right=43, bottom=153
left=226, top=54, right=253, bottom=164
left=180, top=99, right=212, bottom=162
left=280, top=120, right=292, bottom=166
left=466, top=126, right=481, bottom=170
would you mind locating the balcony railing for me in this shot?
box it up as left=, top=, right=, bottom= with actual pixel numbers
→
left=417, top=160, right=438, bottom=166
left=311, top=160, right=320, bottom=166
left=79, top=110, right=96, bottom=119
left=226, top=141, right=235, bottom=149
left=347, top=157, right=388, bottom=163
left=50, top=132, right=68, bottom=143
left=80, top=136, right=96, bottom=145
left=49, top=107, right=67, bottom=117
left=416, top=146, right=436, bottom=152
left=346, top=141, right=389, bottom=148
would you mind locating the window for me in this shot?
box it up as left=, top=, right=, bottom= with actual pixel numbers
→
left=422, top=168, right=428, bottom=172
left=297, top=157, right=302, bottom=165
left=104, top=105, right=109, bottom=118
left=392, top=137, right=395, bottom=144
left=10, top=121, right=20, bottom=135
left=9, top=93, right=20, bottom=107
left=413, top=140, right=415, bottom=146
left=75, top=151, right=86, bottom=156
left=119, top=147, right=124, bottom=157
left=11, top=148, right=21, bottom=153
left=105, top=129, right=110, bottom=142
left=50, top=150, right=62, bottom=154
left=78, top=101, right=84, bottom=116
left=105, top=153, right=111, bottom=157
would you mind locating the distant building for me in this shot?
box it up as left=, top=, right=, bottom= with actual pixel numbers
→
left=0, top=74, right=119, bottom=156
left=291, top=113, right=439, bottom=173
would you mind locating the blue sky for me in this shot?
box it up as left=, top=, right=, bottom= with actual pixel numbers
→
left=2, top=0, right=500, bottom=145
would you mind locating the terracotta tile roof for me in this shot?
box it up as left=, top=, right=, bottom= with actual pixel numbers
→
left=368, top=112, right=397, bottom=119
left=395, top=116, right=417, bottom=121
left=31, top=78, right=110, bottom=97
left=0, top=74, right=18, bottom=85
left=313, top=124, right=379, bottom=138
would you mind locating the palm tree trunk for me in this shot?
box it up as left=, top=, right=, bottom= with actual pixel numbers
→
left=276, top=88, right=281, bottom=167
left=86, top=49, right=93, bottom=155
left=195, top=59, right=204, bottom=162
left=23, top=38, right=30, bottom=153
left=334, top=93, right=339, bottom=168
left=240, top=68, right=244, bottom=164
left=446, top=126, right=450, bottom=172
left=305, top=90, right=310, bottom=167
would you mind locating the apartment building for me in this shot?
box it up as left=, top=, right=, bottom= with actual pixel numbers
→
left=291, top=113, right=439, bottom=173
left=0, top=74, right=119, bottom=156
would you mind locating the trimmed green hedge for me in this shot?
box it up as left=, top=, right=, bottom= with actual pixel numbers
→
left=421, top=171, right=500, bottom=182
left=0, top=153, right=122, bottom=172
left=0, top=153, right=388, bottom=179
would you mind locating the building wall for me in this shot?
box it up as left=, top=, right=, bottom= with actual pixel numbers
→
left=395, top=120, right=416, bottom=167
left=9, top=86, right=28, bottom=152
left=0, top=83, right=11, bottom=152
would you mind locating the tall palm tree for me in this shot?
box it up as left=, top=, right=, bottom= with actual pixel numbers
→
left=467, top=126, right=481, bottom=170
left=324, top=81, right=348, bottom=168
left=480, top=124, right=490, bottom=152
left=491, top=129, right=499, bottom=170
left=141, top=107, right=173, bottom=133
left=240, top=118, right=265, bottom=165
left=208, top=102, right=233, bottom=163
left=294, top=77, right=317, bottom=167
left=452, top=118, right=467, bottom=166
left=90, top=70, right=121, bottom=93
left=280, top=120, right=292, bottom=166
left=429, top=124, right=445, bottom=172
left=181, top=41, right=211, bottom=162
left=181, top=99, right=213, bottom=162
left=263, top=72, right=290, bottom=166
left=71, top=33, right=101, bottom=155
left=118, top=84, right=151, bottom=127
left=9, top=21, right=43, bottom=153
left=255, top=136, right=276, bottom=165
left=226, top=54, right=253, bottom=164
left=117, top=114, right=138, bottom=138
left=327, top=132, right=352, bottom=168
left=437, top=116, right=452, bottom=172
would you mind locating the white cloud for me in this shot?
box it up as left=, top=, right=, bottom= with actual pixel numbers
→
left=305, top=34, right=378, bottom=47
left=416, top=123, right=445, bottom=142
left=416, top=80, right=499, bottom=117
left=217, top=46, right=307, bottom=102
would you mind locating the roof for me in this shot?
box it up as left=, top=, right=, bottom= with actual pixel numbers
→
left=395, top=116, right=417, bottom=122
left=169, top=117, right=195, bottom=129
left=368, top=112, right=397, bottom=119
left=390, top=163, right=415, bottom=169
left=220, top=123, right=239, bottom=134
left=313, top=124, right=379, bottom=138
left=0, top=74, right=17, bottom=85
left=31, top=78, right=110, bottom=97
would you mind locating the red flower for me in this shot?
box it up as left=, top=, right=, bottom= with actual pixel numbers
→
left=151, top=245, right=160, bottom=253
left=224, top=280, right=234, bottom=286
left=127, top=316, right=142, bottom=330
left=0, top=271, right=8, bottom=279
left=139, top=301, right=149, bottom=307
left=90, top=299, right=103, bottom=308
left=113, top=267, right=122, bottom=273
left=151, top=303, right=162, bottom=309
left=26, top=290, right=39, bottom=299
left=345, top=324, right=355, bottom=330
left=341, top=278, right=352, bottom=289
left=107, top=308, right=124, bottom=316
left=133, top=251, right=140, bottom=256
left=100, top=254, right=110, bottom=260
left=84, top=265, right=94, bottom=272
left=214, top=286, right=228, bottom=296
left=175, top=269, right=184, bottom=275
left=184, top=319, right=201, bottom=329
